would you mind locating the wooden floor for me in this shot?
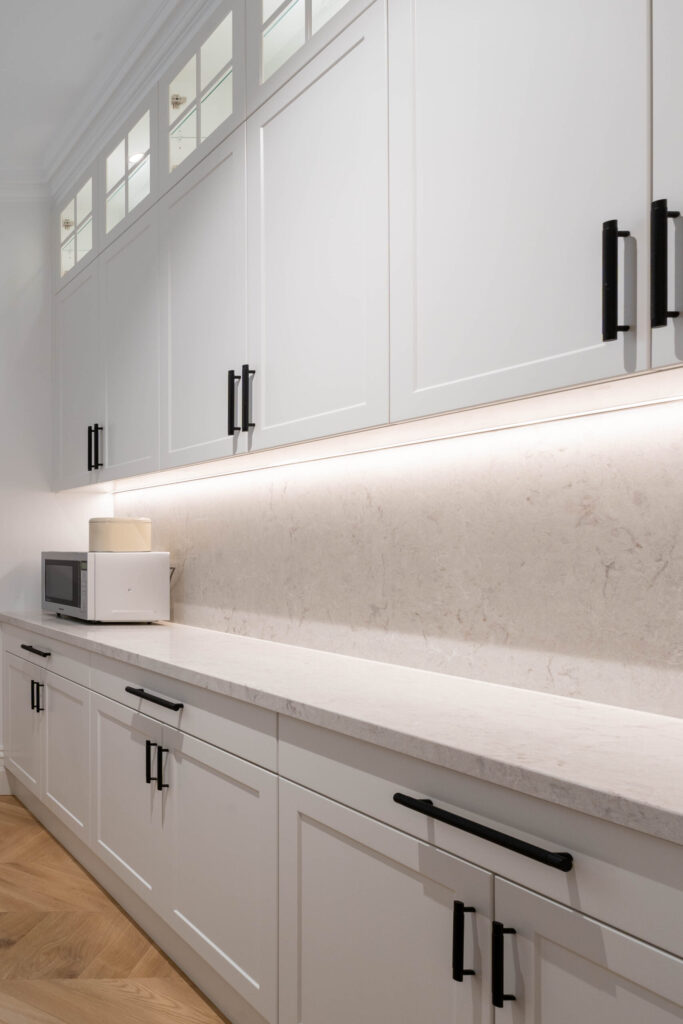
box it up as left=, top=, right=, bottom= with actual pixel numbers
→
left=0, top=796, right=230, bottom=1024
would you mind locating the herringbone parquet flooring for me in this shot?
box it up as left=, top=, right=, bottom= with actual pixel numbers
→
left=0, top=796, right=229, bottom=1024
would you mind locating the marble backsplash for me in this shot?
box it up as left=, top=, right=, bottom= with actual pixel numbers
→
left=115, top=400, right=683, bottom=717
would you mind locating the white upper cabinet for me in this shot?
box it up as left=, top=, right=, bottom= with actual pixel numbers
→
left=246, top=1, right=389, bottom=451
left=652, top=0, right=683, bottom=368
left=56, top=169, right=97, bottom=289
left=102, top=94, right=157, bottom=247
left=159, top=128, right=247, bottom=469
left=389, top=0, right=650, bottom=423
left=161, top=1, right=246, bottom=188
left=246, top=0, right=375, bottom=112
left=494, top=879, right=683, bottom=1023
left=99, top=206, right=161, bottom=480
left=54, top=263, right=104, bottom=489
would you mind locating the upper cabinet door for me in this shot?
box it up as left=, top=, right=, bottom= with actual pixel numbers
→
left=159, top=128, right=247, bottom=469
left=652, top=0, right=683, bottom=368
left=99, top=206, right=161, bottom=481
left=389, top=0, right=650, bottom=424
left=494, top=878, right=683, bottom=1023
left=246, top=1, right=389, bottom=452
left=54, top=264, right=104, bottom=490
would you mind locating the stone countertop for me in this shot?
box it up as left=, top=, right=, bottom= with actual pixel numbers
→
left=2, top=611, right=682, bottom=846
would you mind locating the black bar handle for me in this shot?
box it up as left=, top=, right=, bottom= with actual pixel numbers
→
left=93, top=423, right=103, bottom=470
left=87, top=425, right=94, bottom=472
left=157, top=746, right=169, bottom=791
left=30, top=680, right=36, bottom=711
left=651, top=198, right=680, bottom=328
left=452, top=901, right=476, bottom=982
left=492, top=921, right=516, bottom=1008
left=602, top=220, right=631, bottom=341
left=34, top=682, right=43, bottom=714
left=393, top=793, right=573, bottom=872
left=125, top=686, right=184, bottom=712
left=21, top=644, right=51, bottom=659
left=228, top=370, right=241, bottom=437
left=145, top=739, right=157, bottom=785
left=241, top=364, right=255, bottom=433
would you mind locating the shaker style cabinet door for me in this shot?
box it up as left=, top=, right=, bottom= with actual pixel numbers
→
left=4, top=655, right=42, bottom=796
left=159, top=128, right=247, bottom=469
left=42, top=671, right=90, bottom=841
left=652, top=0, right=683, bottom=367
left=99, top=206, right=161, bottom=481
left=89, top=694, right=169, bottom=913
left=164, top=729, right=278, bottom=1023
left=54, top=264, right=104, bottom=489
left=493, top=879, right=683, bottom=1022
left=279, top=780, right=494, bottom=1024
left=246, top=0, right=389, bottom=452
left=389, top=0, right=650, bottom=423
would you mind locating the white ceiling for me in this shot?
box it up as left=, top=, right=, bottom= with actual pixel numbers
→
left=0, top=0, right=178, bottom=186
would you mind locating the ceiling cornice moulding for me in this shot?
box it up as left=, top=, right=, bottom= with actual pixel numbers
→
left=46, top=0, right=223, bottom=200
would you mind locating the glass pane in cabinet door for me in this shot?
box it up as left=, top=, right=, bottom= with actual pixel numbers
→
left=128, top=111, right=150, bottom=166
left=170, top=107, right=197, bottom=171
left=60, top=200, right=75, bottom=243
left=262, top=0, right=305, bottom=81
left=201, top=13, right=232, bottom=88
left=200, top=71, right=233, bottom=142
left=169, top=56, right=197, bottom=124
left=106, top=140, right=125, bottom=191
left=312, top=0, right=348, bottom=33
left=61, top=237, right=75, bottom=276
left=106, top=182, right=126, bottom=232
left=76, top=217, right=92, bottom=260
left=128, top=155, right=150, bottom=211
left=76, top=179, right=92, bottom=223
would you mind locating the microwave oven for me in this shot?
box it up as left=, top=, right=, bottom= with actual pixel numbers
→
left=41, top=551, right=170, bottom=623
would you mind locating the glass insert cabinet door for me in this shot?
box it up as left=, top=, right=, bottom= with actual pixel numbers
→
left=167, top=4, right=241, bottom=176
left=261, top=0, right=352, bottom=81
left=59, top=176, right=93, bottom=279
left=105, top=107, right=152, bottom=234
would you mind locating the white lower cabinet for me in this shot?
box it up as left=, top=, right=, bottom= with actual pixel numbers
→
left=493, top=879, right=683, bottom=1022
left=278, top=779, right=494, bottom=1024
left=42, top=670, right=90, bottom=840
left=5, top=654, right=42, bottom=795
left=165, top=729, right=278, bottom=1023
left=90, top=694, right=168, bottom=909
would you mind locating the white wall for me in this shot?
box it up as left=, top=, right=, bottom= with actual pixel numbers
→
left=0, top=195, right=111, bottom=787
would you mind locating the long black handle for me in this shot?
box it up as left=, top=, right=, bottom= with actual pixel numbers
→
left=492, top=921, right=516, bottom=1008
left=393, top=793, right=573, bottom=872
left=156, top=745, right=169, bottom=791
left=30, top=680, right=36, bottom=711
left=21, top=644, right=51, bottom=659
left=452, top=901, right=476, bottom=982
left=125, top=686, right=184, bottom=712
left=602, top=219, right=630, bottom=341
left=651, top=198, right=680, bottom=328
left=34, top=682, right=43, bottom=714
left=241, top=364, right=255, bottom=433
left=228, top=369, right=241, bottom=437
left=93, top=423, right=103, bottom=469
left=145, top=739, right=157, bottom=784
left=87, top=425, right=94, bottom=472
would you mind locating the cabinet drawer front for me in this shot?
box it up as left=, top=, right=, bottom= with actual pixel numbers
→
left=280, top=779, right=493, bottom=1024
left=279, top=717, right=683, bottom=958
left=4, top=627, right=90, bottom=687
left=90, top=653, right=277, bottom=770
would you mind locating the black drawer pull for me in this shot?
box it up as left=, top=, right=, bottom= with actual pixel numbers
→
left=393, top=793, right=573, bottom=872
left=452, top=901, right=476, bottom=982
left=145, top=745, right=157, bottom=782
left=21, top=644, right=51, bottom=658
left=602, top=219, right=630, bottom=341
left=34, top=682, right=44, bottom=714
left=651, top=198, right=680, bottom=328
left=228, top=369, right=241, bottom=437
left=157, top=745, right=169, bottom=791
left=492, top=921, right=516, bottom=1008
left=125, top=686, right=184, bottom=712
left=30, top=680, right=37, bottom=711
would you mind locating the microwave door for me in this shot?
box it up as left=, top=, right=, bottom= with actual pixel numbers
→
left=44, top=559, right=81, bottom=608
